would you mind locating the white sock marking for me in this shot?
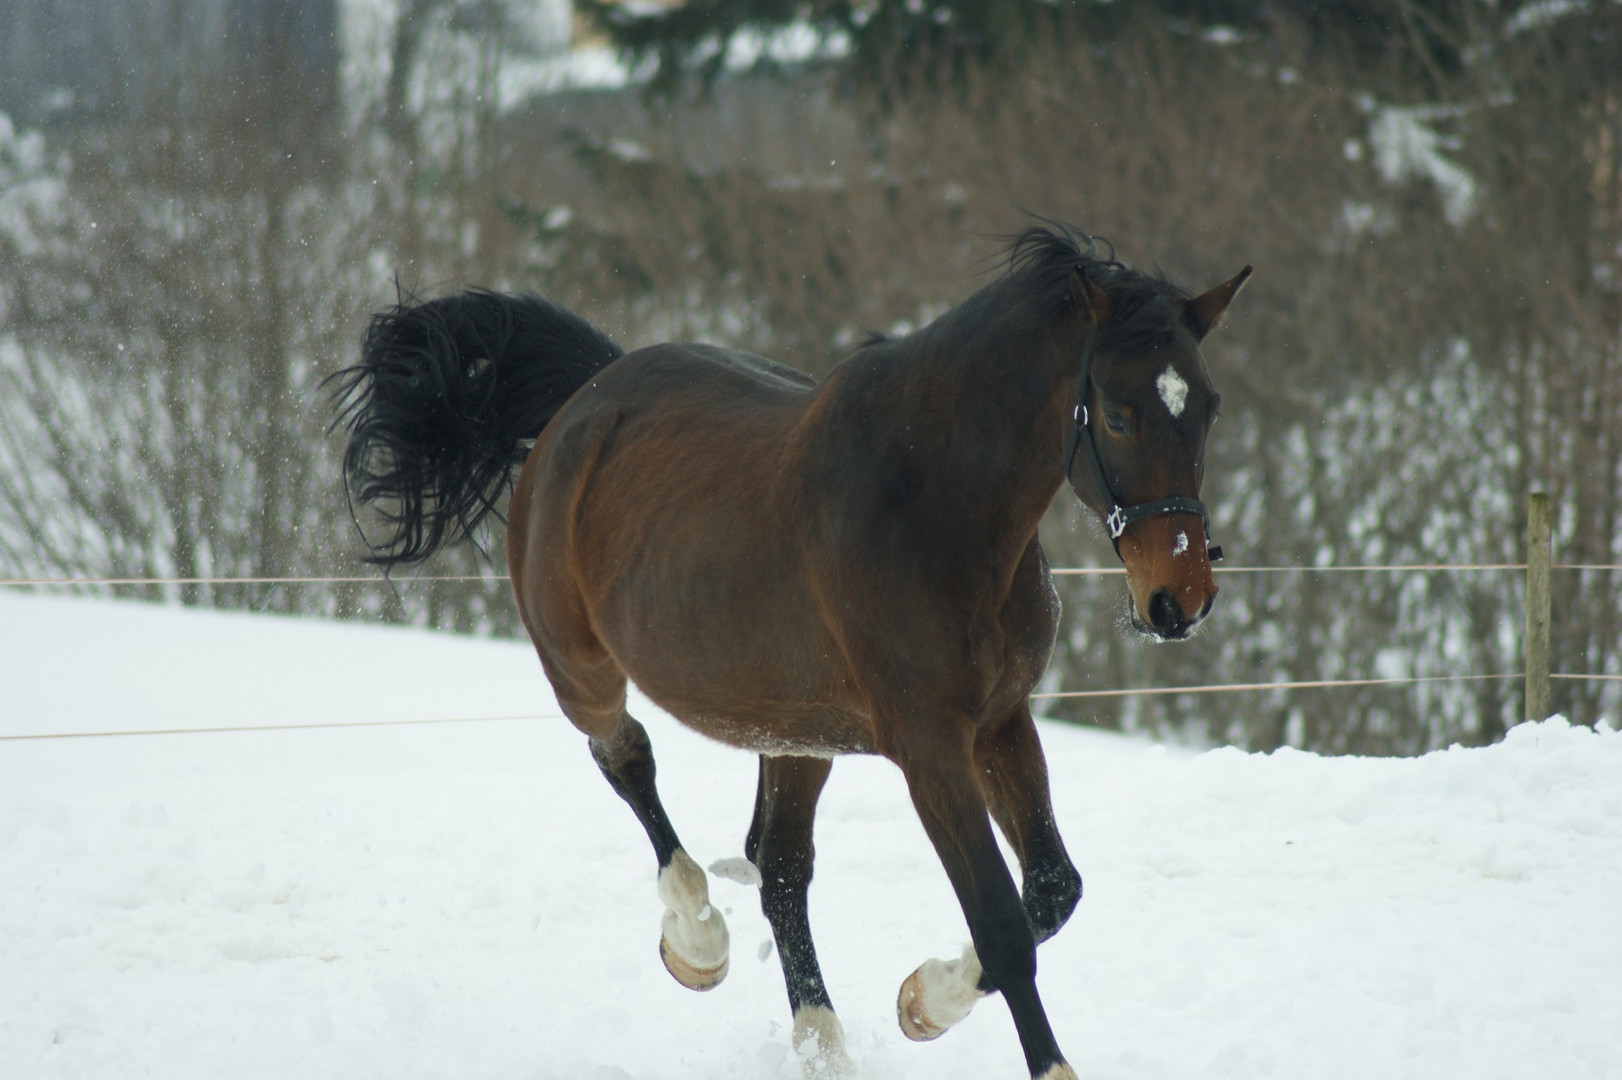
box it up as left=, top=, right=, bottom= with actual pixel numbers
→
left=658, top=850, right=728, bottom=971
left=906, top=945, right=986, bottom=1033
left=793, top=1005, right=855, bottom=1077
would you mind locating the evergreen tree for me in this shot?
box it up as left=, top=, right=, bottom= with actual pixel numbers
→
left=578, top=0, right=1492, bottom=91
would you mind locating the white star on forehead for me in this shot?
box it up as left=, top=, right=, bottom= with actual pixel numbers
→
left=1156, top=364, right=1189, bottom=418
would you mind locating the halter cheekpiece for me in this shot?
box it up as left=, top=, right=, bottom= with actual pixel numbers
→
left=1062, top=332, right=1224, bottom=562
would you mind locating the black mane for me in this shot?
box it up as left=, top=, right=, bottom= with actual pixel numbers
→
left=1004, top=222, right=1193, bottom=354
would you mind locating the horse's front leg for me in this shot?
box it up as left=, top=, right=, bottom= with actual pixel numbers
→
left=897, top=706, right=1083, bottom=1048
left=898, top=704, right=1081, bottom=1039
left=744, top=754, right=853, bottom=1077
left=891, top=722, right=1077, bottom=1080
left=976, top=705, right=1083, bottom=943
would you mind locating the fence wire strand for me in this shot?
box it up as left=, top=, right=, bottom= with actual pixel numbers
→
left=0, top=574, right=502, bottom=587
left=5, top=674, right=1616, bottom=742
left=4, top=563, right=1618, bottom=588
left=1, top=564, right=1615, bottom=741
left=0, top=713, right=565, bottom=742
left=1031, top=672, right=1523, bottom=700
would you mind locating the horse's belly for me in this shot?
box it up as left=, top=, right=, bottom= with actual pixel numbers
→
left=590, top=562, right=874, bottom=754
left=658, top=700, right=877, bottom=758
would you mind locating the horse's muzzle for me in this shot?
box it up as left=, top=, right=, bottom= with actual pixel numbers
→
left=1135, top=588, right=1215, bottom=641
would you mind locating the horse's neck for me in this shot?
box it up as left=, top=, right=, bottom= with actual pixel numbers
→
left=882, top=304, right=1079, bottom=546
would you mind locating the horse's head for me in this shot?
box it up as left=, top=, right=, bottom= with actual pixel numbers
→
left=1066, top=263, right=1251, bottom=641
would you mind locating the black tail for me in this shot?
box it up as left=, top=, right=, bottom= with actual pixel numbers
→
left=329, top=289, right=624, bottom=568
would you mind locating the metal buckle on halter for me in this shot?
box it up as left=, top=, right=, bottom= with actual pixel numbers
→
left=1106, top=505, right=1128, bottom=539
left=1076, top=404, right=1088, bottom=426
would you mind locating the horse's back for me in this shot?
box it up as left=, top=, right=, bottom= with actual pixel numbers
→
left=516, top=339, right=818, bottom=553
left=598, top=342, right=815, bottom=409
left=646, top=342, right=817, bottom=394
left=536, top=342, right=816, bottom=526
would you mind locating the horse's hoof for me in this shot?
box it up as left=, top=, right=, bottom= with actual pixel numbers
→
left=896, top=946, right=986, bottom=1042
left=657, top=849, right=730, bottom=991
left=793, top=1005, right=856, bottom=1078
left=1035, top=1064, right=1079, bottom=1080
left=660, top=934, right=729, bottom=991
left=896, top=967, right=948, bottom=1041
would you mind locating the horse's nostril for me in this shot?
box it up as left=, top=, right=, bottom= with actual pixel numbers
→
left=1148, top=590, right=1185, bottom=636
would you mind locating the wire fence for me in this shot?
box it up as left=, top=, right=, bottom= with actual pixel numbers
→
left=0, top=574, right=504, bottom=587
left=3, top=534, right=1616, bottom=740
left=0, top=713, right=564, bottom=742
left=5, top=563, right=1617, bottom=589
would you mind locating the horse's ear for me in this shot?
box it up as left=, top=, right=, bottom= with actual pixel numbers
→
left=1070, top=268, right=1114, bottom=329
left=1185, top=265, right=1253, bottom=340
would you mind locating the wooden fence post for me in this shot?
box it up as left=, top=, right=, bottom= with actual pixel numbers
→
left=1524, top=491, right=1552, bottom=722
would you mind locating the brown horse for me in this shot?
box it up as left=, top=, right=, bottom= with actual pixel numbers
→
left=331, top=224, right=1249, bottom=1079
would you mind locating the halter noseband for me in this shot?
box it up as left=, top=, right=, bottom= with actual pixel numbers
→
left=1062, top=333, right=1224, bottom=562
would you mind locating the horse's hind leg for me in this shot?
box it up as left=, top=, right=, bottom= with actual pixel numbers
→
left=508, top=436, right=726, bottom=990
left=529, top=623, right=729, bottom=992
left=744, top=755, right=853, bottom=1076
left=587, top=710, right=730, bottom=991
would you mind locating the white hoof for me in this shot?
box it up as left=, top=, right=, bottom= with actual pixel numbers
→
left=896, top=945, right=988, bottom=1041
left=792, top=1005, right=856, bottom=1078
left=658, top=849, right=729, bottom=991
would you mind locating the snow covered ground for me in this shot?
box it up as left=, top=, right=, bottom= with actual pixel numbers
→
left=2, top=593, right=1619, bottom=1080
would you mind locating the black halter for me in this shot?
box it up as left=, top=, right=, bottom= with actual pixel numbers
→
left=1062, top=333, right=1224, bottom=562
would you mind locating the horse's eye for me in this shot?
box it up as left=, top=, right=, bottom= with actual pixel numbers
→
left=1105, top=412, right=1129, bottom=435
